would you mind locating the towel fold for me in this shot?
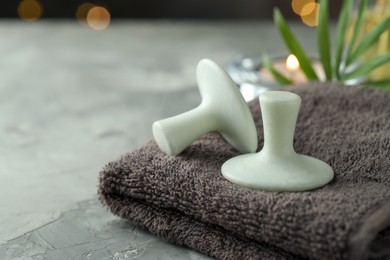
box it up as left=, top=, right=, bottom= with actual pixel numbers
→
left=99, top=83, right=390, bottom=260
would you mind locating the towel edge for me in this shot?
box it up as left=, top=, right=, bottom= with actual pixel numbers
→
left=348, top=200, right=390, bottom=260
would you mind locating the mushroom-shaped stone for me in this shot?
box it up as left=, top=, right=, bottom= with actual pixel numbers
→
left=221, top=91, right=334, bottom=191
left=153, top=59, right=258, bottom=156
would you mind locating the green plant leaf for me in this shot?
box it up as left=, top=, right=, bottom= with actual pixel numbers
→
left=364, top=79, right=390, bottom=89
left=334, top=0, right=353, bottom=80
left=274, top=8, right=318, bottom=80
left=347, top=15, right=390, bottom=65
left=343, top=52, right=390, bottom=81
left=346, top=0, right=367, bottom=63
left=263, top=56, right=293, bottom=85
left=317, top=0, right=332, bottom=80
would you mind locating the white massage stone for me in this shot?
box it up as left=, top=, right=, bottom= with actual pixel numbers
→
left=153, top=59, right=258, bottom=156
left=221, top=91, right=334, bottom=191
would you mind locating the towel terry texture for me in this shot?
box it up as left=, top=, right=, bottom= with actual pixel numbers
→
left=99, top=83, right=390, bottom=260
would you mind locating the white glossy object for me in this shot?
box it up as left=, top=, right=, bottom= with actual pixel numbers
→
left=153, top=59, right=258, bottom=156
left=221, top=91, right=334, bottom=191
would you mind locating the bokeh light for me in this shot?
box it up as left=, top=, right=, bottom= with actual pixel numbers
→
left=86, top=6, right=111, bottom=30
left=300, top=2, right=316, bottom=16
left=300, top=3, right=320, bottom=27
left=76, top=3, right=95, bottom=24
left=286, top=54, right=300, bottom=71
left=17, top=0, right=43, bottom=22
left=291, top=0, right=315, bottom=15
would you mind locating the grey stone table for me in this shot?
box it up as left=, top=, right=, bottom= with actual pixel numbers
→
left=0, top=20, right=317, bottom=259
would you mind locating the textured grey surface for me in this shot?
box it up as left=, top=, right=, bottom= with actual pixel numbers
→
left=1, top=199, right=208, bottom=260
left=0, top=20, right=317, bottom=259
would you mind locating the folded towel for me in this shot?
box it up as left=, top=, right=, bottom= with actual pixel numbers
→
left=98, top=83, right=390, bottom=260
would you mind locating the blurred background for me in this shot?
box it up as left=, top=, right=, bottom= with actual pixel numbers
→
left=1, top=0, right=343, bottom=30
left=1, top=2, right=389, bottom=257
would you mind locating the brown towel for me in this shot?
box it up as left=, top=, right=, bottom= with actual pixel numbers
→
left=98, top=83, right=390, bottom=260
